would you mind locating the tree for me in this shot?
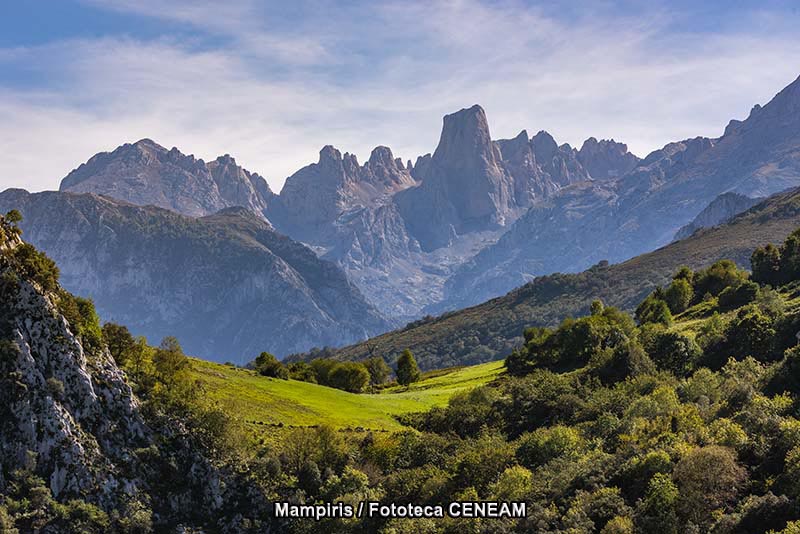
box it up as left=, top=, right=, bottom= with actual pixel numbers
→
left=254, top=352, right=288, bottom=379
left=718, top=280, right=759, bottom=310
left=328, top=362, right=370, bottom=393
left=751, top=243, right=782, bottom=286
left=5, top=209, right=22, bottom=224
left=310, top=358, right=339, bottom=385
left=673, top=446, right=746, bottom=526
left=693, top=259, right=748, bottom=297
left=664, top=278, right=693, bottom=314
left=12, top=243, right=60, bottom=292
left=297, top=460, right=322, bottom=497
left=635, top=473, right=679, bottom=534
left=101, top=323, right=136, bottom=366
left=396, top=349, right=421, bottom=386
left=635, top=296, right=672, bottom=326
left=363, top=356, right=391, bottom=386
left=152, top=336, right=189, bottom=385
left=590, top=299, right=605, bottom=316
left=287, top=361, right=317, bottom=383
left=646, top=331, right=701, bottom=376
left=516, top=425, right=584, bottom=468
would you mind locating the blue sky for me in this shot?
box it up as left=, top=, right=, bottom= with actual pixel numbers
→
left=1, top=0, right=800, bottom=193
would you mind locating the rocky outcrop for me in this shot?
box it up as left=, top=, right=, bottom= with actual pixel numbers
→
left=439, top=75, right=800, bottom=311
left=395, top=105, right=517, bottom=250
left=269, top=145, right=415, bottom=239
left=674, top=192, right=760, bottom=240
left=0, top=189, right=389, bottom=362
left=60, top=139, right=275, bottom=219
left=0, top=227, right=274, bottom=531
left=577, top=137, right=640, bottom=180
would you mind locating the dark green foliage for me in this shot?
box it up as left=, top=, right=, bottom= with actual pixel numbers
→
left=327, top=361, right=370, bottom=393
left=310, top=357, right=338, bottom=385
left=664, top=278, right=693, bottom=314
left=727, top=307, right=777, bottom=361
left=10, top=243, right=60, bottom=292
left=362, top=356, right=391, bottom=386
left=102, top=322, right=136, bottom=366
left=396, top=349, right=421, bottom=386
left=508, top=306, right=634, bottom=375
left=595, top=340, right=656, bottom=384
left=644, top=331, right=701, bottom=376
left=297, top=460, right=322, bottom=497
left=57, top=293, right=104, bottom=353
left=636, top=295, right=673, bottom=326
left=4, top=209, right=22, bottom=225
left=693, top=259, right=749, bottom=298
left=254, top=351, right=288, bottom=379
left=287, top=361, right=317, bottom=383
left=719, top=280, right=760, bottom=310
left=752, top=243, right=783, bottom=286
left=751, top=229, right=800, bottom=286
left=409, top=386, right=502, bottom=438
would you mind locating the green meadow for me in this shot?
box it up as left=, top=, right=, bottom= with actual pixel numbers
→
left=190, top=358, right=504, bottom=434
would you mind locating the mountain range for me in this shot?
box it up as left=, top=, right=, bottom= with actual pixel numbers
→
left=0, top=189, right=387, bottom=362
left=3, top=73, right=799, bottom=363
left=320, top=184, right=800, bottom=370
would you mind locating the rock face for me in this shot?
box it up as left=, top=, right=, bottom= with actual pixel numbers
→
left=47, top=75, right=800, bottom=323
left=0, top=228, right=274, bottom=531
left=60, top=139, right=275, bottom=219
left=577, top=137, right=640, bottom=180
left=674, top=192, right=761, bottom=240
left=440, top=74, right=800, bottom=311
left=270, top=145, right=415, bottom=240
left=0, top=189, right=389, bottom=362
left=395, top=105, right=517, bottom=250
left=45, top=105, right=635, bottom=321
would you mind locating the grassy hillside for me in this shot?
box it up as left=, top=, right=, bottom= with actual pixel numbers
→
left=189, top=358, right=504, bottom=435
left=319, top=187, right=800, bottom=370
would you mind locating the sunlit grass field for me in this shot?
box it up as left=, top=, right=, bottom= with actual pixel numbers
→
left=190, top=358, right=504, bottom=435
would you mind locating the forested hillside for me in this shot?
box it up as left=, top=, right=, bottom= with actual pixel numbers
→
left=319, top=187, right=800, bottom=370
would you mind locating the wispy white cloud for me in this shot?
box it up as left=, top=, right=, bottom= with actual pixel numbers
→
left=1, top=0, right=799, bottom=194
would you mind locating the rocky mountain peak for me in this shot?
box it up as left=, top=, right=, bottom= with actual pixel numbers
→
left=433, top=104, right=497, bottom=167
left=531, top=130, right=558, bottom=161
left=59, top=140, right=274, bottom=219
left=368, top=145, right=396, bottom=167
left=766, top=74, right=800, bottom=114
left=319, top=144, right=344, bottom=165
left=577, top=137, right=640, bottom=180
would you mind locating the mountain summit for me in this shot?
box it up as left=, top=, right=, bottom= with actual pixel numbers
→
left=60, top=139, right=275, bottom=219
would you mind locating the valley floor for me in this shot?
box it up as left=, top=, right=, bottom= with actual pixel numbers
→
left=189, top=358, right=504, bottom=437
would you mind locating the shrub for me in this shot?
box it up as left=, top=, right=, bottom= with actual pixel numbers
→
left=11, top=243, right=59, bottom=292
left=254, top=352, right=288, bottom=379
left=645, top=331, right=701, bottom=376
left=328, top=361, right=370, bottom=393
left=46, top=377, right=65, bottom=401
left=516, top=425, right=584, bottom=468
left=636, top=296, right=672, bottom=326
left=718, top=280, right=760, bottom=310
